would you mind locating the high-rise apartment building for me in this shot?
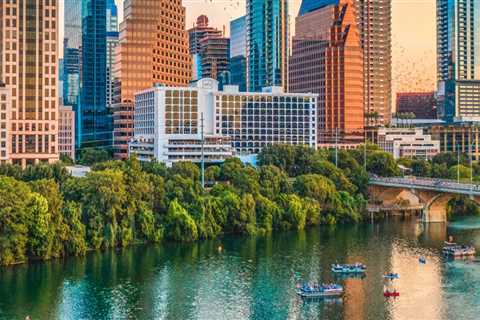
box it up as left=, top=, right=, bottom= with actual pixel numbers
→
left=230, top=16, right=247, bottom=92
left=112, top=0, right=192, bottom=159
left=199, top=36, right=230, bottom=82
left=437, top=0, right=480, bottom=121
left=188, top=15, right=224, bottom=80
left=59, top=105, right=75, bottom=160
left=246, top=0, right=289, bottom=92
left=0, top=0, right=59, bottom=166
left=81, top=0, right=112, bottom=149
left=106, top=0, right=119, bottom=110
left=289, top=0, right=364, bottom=144
left=0, top=82, right=10, bottom=164
left=356, top=0, right=392, bottom=126
left=63, top=0, right=82, bottom=149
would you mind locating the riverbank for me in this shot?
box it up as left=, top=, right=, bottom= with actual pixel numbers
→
left=1, top=217, right=480, bottom=319
left=0, top=145, right=372, bottom=266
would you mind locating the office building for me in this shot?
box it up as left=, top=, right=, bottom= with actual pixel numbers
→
left=129, top=79, right=317, bottom=164
left=377, top=127, right=440, bottom=160
left=429, top=123, right=480, bottom=161
left=188, top=15, right=224, bottom=81
left=356, top=0, right=392, bottom=126
left=396, top=92, right=437, bottom=119
left=230, top=16, right=247, bottom=92
left=289, top=0, right=364, bottom=145
left=106, top=0, right=119, bottom=110
left=437, top=0, right=480, bottom=121
left=0, top=0, right=59, bottom=166
left=0, top=83, right=10, bottom=164
left=112, top=0, right=192, bottom=159
left=81, top=0, right=112, bottom=149
left=59, top=105, right=76, bottom=160
left=246, top=0, right=289, bottom=91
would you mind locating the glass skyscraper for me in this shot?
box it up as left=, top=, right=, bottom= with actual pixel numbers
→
left=81, top=0, right=112, bottom=148
left=437, top=0, right=480, bottom=121
left=230, top=16, right=247, bottom=92
left=246, top=0, right=289, bottom=92
left=106, top=0, right=119, bottom=110
left=64, top=0, right=82, bottom=149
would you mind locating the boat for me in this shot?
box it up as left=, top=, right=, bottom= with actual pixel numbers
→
left=442, top=245, right=476, bottom=257
left=384, top=289, right=400, bottom=297
left=331, top=263, right=366, bottom=274
left=419, top=256, right=426, bottom=264
left=383, top=273, right=399, bottom=280
left=297, top=283, right=343, bottom=298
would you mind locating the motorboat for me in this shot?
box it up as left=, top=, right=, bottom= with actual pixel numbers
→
left=331, top=263, right=366, bottom=274
left=442, top=245, right=476, bottom=257
left=384, top=289, right=400, bottom=298
left=383, top=273, right=399, bottom=280
left=296, top=283, right=343, bottom=298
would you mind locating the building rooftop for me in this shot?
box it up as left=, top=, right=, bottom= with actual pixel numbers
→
left=299, top=0, right=338, bottom=16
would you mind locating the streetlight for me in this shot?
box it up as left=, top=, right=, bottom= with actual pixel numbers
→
left=201, top=112, right=205, bottom=190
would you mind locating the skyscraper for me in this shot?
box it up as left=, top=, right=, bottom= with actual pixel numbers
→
left=437, top=0, right=480, bottom=121
left=199, top=36, right=230, bottom=82
left=106, top=0, right=119, bottom=110
left=356, top=0, right=392, bottom=126
left=230, top=16, right=247, bottom=92
left=188, top=15, right=224, bottom=80
left=81, top=0, right=112, bottom=148
left=0, top=0, right=60, bottom=166
left=112, top=0, right=192, bottom=159
left=289, top=0, right=364, bottom=144
left=63, top=0, right=82, bottom=149
left=246, top=0, right=289, bottom=92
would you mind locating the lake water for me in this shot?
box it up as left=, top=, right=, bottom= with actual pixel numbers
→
left=1, top=217, right=480, bottom=320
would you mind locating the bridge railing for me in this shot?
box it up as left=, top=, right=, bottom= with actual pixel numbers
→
left=369, top=176, right=480, bottom=194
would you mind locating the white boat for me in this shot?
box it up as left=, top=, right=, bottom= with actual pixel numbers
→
left=331, top=263, right=366, bottom=274
left=297, top=283, right=343, bottom=298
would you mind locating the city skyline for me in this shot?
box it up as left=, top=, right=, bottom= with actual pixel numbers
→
left=59, top=0, right=436, bottom=104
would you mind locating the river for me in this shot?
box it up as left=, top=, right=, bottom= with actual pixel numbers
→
left=1, top=217, right=480, bottom=320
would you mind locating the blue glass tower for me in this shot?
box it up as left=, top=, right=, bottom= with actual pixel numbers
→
left=230, top=16, right=247, bottom=92
left=64, top=0, right=82, bottom=149
left=246, top=0, right=289, bottom=92
left=437, top=0, right=480, bottom=121
left=106, top=0, right=119, bottom=110
left=81, top=0, right=112, bottom=148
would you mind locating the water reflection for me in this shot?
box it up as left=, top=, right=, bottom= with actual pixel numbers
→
left=1, top=218, right=480, bottom=319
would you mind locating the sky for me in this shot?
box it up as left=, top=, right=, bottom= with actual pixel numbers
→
left=60, top=0, right=437, bottom=106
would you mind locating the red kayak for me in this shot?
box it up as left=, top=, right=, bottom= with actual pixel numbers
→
left=384, top=291, right=400, bottom=297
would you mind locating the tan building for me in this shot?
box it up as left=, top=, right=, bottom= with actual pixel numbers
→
left=112, top=0, right=192, bottom=159
left=429, top=123, right=480, bottom=161
left=290, top=0, right=364, bottom=144
left=0, top=82, right=10, bottom=164
left=58, top=105, right=75, bottom=160
left=0, top=0, right=59, bottom=166
left=356, top=0, right=392, bottom=126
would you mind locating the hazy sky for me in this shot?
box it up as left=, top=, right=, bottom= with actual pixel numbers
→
left=60, top=0, right=437, bottom=102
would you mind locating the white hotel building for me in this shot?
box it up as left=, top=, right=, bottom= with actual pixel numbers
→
left=129, top=79, right=317, bottom=165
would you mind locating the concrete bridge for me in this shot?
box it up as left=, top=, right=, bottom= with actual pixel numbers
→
left=368, top=176, right=480, bottom=222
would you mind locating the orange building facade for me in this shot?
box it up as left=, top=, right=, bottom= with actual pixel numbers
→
left=112, top=0, right=191, bottom=159
left=0, top=0, right=59, bottom=166
left=290, top=0, right=364, bottom=144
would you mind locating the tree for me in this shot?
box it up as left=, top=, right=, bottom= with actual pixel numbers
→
left=448, top=165, right=472, bottom=181
left=258, top=165, right=291, bottom=199
left=367, top=151, right=400, bottom=177
left=293, top=174, right=337, bottom=206
left=26, top=194, right=54, bottom=259
left=205, top=166, right=221, bottom=184
left=255, top=195, right=281, bottom=234
left=164, top=199, right=198, bottom=242
left=62, top=201, right=87, bottom=256
left=0, top=176, right=31, bottom=265
left=276, top=194, right=307, bottom=230
left=169, top=161, right=200, bottom=181
left=78, top=147, right=112, bottom=165
left=311, top=159, right=356, bottom=193
left=411, top=159, right=432, bottom=177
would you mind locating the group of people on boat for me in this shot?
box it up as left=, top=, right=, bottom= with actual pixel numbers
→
left=331, top=263, right=366, bottom=273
